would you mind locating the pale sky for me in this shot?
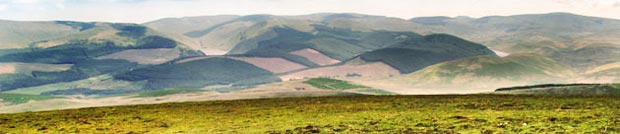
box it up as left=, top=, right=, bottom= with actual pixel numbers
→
left=0, top=0, right=619, bottom=23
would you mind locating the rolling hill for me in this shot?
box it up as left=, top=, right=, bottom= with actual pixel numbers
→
left=376, top=53, right=576, bottom=92
left=0, top=21, right=203, bottom=95
left=410, top=12, right=620, bottom=70
left=575, top=62, right=620, bottom=83
left=114, top=57, right=280, bottom=90
left=143, top=12, right=620, bottom=73
left=359, top=34, right=496, bottom=73
left=143, top=13, right=429, bottom=55
left=2, top=16, right=436, bottom=97
left=232, top=26, right=423, bottom=67
left=143, top=13, right=620, bottom=71
left=0, top=20, right=84, bottom=49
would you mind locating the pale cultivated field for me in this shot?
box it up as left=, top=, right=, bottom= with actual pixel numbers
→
left=585, top=62, right=620, bottom=74
left=0, top=62, right=72, bottom=74
left=96, top=48, right=181, bottom=64
left=290, top=48, right=340, bottom=66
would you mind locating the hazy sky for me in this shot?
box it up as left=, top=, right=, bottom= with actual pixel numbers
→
left=0, top=0, right=619, bottom=23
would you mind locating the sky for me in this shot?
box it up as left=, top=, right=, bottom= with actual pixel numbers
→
left=0, top=0, right=619, bottom=23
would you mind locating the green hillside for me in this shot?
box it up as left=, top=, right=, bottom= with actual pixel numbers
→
left=1, top=95, right=618, bottom=133
left=143, top=15, right=240, bottom=35
left=144, top=12, right=620, bottom=71
left=384, top=53, right=575, bottom=90
left=230, top=26, right=422, bottom=67
left=143, top=13, right=426, bottom=55
left=579, top=62, right=620, bottom=83
left=0, top=20, right=81, bottom=49
left=1, top=17, right=431, bottom=96
left=495, top=84, right=620, bottom=94
left=359, top=34, right=496, bottom=73
left=0, top=93, right=60, bottom=105
left=410, top=12, right=620, bottom=70
left=0, top=21, right=203, bottom=95
left=229, top=24, right=493, bottom=72
left=114, top=57, right=280, bottom=90
left=0, top=59, right=138, bottom=91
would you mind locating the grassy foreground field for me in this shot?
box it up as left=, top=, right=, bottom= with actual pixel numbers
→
left=1, top=95, right=619, bottom=133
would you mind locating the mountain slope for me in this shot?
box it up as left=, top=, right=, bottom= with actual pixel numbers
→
left=577, top=62, right=620, bottom=83
left=0, top=20, right=83, bottom=49
left=411, top=12, right=620, bottom=70
left=232, top=26, right=424, bottom=67
left=114, top=57, right=280, bottom=90
left=359, top=34, right=497, bottom=73
left=144, top=15, right=240, bottom=35
left=143, top=13, right=428, bottom=55
left=144, top=13, right=620, bottom=71
left=380, top=53, right=575, bottom=91
left=0, top=21, right=203, bottom=93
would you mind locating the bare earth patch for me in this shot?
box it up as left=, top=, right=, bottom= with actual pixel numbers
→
left=228, top=57, right=307, bottom=73
left=290, top=48, right=340, bottom=66
left=491, top=49, right=510, bottom=57
left=585, top=62, right=620, bottom=74
left=0, top=64, right=16, bottom=74
left=201, top=48, right=228, bottom=55
left=280, top=62, right=399, bottom=81
left=0, top=62, right=72, bottom=74
left=95, top=48, right=181, bottom=64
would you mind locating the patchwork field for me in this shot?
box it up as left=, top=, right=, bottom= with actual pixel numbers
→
left=0, top=95, right=618, bottom=133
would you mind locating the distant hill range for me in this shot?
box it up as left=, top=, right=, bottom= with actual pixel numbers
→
left=1, top=12, right=619, bottom=100
left=410, top=12, right=620, bottom=70
left=378, top=53, right=576, bottom=91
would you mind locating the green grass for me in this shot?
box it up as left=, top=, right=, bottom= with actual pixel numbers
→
left=134, top=88, right=204, bottom=97
left=0, top=93, right=59, bottom=105
left=0, top=95, right=619, bottom=133
left=303, top=78, right=368, bottom=90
